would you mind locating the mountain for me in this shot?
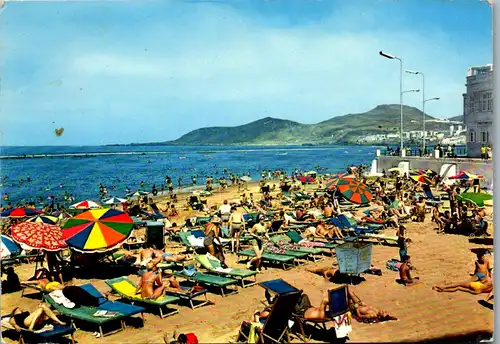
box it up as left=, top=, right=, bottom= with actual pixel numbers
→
left=134, top=104, right=458, bottom=146
left=448, top=115, right=464, bottom=122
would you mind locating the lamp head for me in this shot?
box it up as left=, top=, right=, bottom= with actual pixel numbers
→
left=379, top=51, right=395, bottom=59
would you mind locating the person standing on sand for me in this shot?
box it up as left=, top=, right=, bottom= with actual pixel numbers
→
left=396, top=226, right=410, bottom=262
left=228, top=207, right=245, bottom=253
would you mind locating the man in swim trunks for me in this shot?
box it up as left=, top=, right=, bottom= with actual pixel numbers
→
left=433, top=273, right=493, bottom=294
left=304, top=220, right=344, bottom=240
left=228, top=207, right=245, bottom=253
left=399, top=255, right=420, bottom=286
left=471, top=252, right=490, bottom=282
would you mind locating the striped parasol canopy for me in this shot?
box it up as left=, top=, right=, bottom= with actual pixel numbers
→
left=11, top=222, right=67, bottom=251
left=1, top=235, right=22, bottom=258
left=325, top=174, right=355, bottom=190
left=410, top=174, right=434, bottom=185
left=449, top=170, right=484, bottom=180
left=337, top=179, right=373, bottom=204
left=62, top=208, right=134, bottom=252
left=69, top=200, right=102, bottom=210
left=0, top=207, right=42, bottom=218
left=103, top=197, right=127, bottom=205
left=26, top=215, right=59, bottom=225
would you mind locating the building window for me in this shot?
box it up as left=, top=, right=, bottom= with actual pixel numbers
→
left=485, top=92, right=493, bottom=111
left=474, top=91, right=481, bottom=112
left=482, top=93, right=489, bottom=111
left=482, top=131, right=487, bottom=142
left=470, top=131, right=475, bottom=143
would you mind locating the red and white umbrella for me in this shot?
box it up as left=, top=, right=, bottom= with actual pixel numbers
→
left=69, top=200, right=102, bottom=210
left=11, top=222, right=67, bottom=251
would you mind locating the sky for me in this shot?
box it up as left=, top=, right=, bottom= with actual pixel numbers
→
left=0, top=0, right=493, bottom=146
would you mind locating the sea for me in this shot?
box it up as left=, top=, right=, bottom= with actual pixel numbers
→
left=0, top=145, right=381, bottom=206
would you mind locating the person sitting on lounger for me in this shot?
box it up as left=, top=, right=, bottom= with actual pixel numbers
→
left=347, top=288, right=397, bottom=323
left=135, top=263, right=171, bottom=299
left=9, top=303, right=66, bottom=332
left=433, top=274, right=493, bottom=294
left=21, top=269, right=64, bottom=291
left=307, top=265, right=338, bottom=281
left=304, top=220, right=343, bottom=239
left=399, top=255, right=419, bottom=286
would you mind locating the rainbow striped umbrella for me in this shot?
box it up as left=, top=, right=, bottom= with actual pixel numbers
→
left=337, top=179, right=373, bottom=204
left=0, top=207, right=42, bottom=218
left=62, top=208, right=133, bottom=252
left=26, top=215, right=59, bottom=225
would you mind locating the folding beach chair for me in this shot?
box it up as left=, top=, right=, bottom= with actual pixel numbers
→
left=195, top=254, right=257, bottom=288
left=294, top=284, right=352, bottom=342
left=43, top=283, right=145, bottom=337
left=173, top=264, right=239, bottom=297
left=338, top=214, right=383, bottom=231
left=105, top=277, right=180, bottom=318
left=236, top=280, right=303, bottom=344
left=1, top=314, right=76, bottom=344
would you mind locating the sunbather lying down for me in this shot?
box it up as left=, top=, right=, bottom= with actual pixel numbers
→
left=252, top=293, right=331, bottom=322
left=121, top=248, right=191, bottom=267
left=8, top=303, right=66, bottom=332
left=432, top=274, right=493, bottom=294
left=307, top=266, right=338, bottom=281
left=347, top=288, right=397, bottom=323
left=21, top=269, right=64, bottom=291
left=304, top=221, right=344, bottom=239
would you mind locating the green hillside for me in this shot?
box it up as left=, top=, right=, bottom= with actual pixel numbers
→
left=144, top=104, right=459, bottom=146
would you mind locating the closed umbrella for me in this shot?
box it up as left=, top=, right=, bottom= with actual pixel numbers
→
left=1, top=235, right=22, bottom=258
left=70, top=200, right=102, bottom=210
left=11, top=222, right=67, bottom=251
left=410, top=174, right=434, bottom=185
left=62, top=208, right=133, bottom=252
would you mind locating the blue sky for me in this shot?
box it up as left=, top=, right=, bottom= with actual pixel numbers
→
left=0, top=0, right=493, bottom=146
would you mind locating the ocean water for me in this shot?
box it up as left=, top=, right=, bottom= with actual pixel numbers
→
left=0, top=145, right=380, bottom=206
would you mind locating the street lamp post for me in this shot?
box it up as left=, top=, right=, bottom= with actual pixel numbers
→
left=379, top=51, right=403, bottom=155
left=423, top=97, right=440, bottom=150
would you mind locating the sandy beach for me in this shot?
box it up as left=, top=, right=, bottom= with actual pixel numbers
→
left=1, top=180, right=494, bottom=343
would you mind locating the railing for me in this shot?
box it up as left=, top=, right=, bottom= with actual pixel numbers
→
left=380, top=146, right=468, bottom=158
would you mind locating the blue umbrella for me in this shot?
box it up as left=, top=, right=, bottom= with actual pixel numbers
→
left=1, top=235, right=22, bottom=258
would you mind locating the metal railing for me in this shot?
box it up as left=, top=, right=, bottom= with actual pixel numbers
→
left=380, top=146, right=468, bottom=158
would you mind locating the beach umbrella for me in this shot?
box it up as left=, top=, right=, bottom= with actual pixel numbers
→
left=457, top=192, right=493, bottom=208
left=0, top=207, right=42, bottom=218
left=62, top=208, right=134, bottom=252
left=1, top=235, right=22, bottom=258
left=325, top=174, right=355, bottom=190
left=52, top=211, right=72, bottom=220
left=240, top=176, right=252, bottom=182
left=103, top=197, right=127, bottom=205
left=337, top=180, right=373, bottom=204
left=126, top=190, right=149, bottom=198
left=305, top=171, right=317, bottom=176
left=11, top=222, right=67, bottom=251
left=299, top=176, right=315, bottom=184
left=69, top=200, right=102, bottom=210
left=26, top=215, right=58, bottom=225
left=410, top=174, right=434, bottom=185
left=449, top=170, right=484, bottom=180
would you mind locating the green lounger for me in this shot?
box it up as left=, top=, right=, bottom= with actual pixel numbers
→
left=43, top=286, right=145, bottom=337
left=173, top=265, right=239, bottom=297
left=286, top=231, right=337, bottom=255
left=270, top=234, right=324, bottom=257
left=236, top=250, right=295, bottom=270
left=194, top=255, right=257, bottom=288
left=105, top=277, right=180, bottom=318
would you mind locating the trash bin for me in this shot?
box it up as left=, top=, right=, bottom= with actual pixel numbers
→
left=335, top=242, right=373, bottom=276
left=146, top=221, right=164, bottom=250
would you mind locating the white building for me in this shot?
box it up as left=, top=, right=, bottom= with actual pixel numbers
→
left=463, top=64, right=493, bottom=157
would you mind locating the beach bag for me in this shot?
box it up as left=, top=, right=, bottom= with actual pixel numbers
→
left=386, top=259, right=401, bottom=272
left=62, top=286, right=101, bottom=307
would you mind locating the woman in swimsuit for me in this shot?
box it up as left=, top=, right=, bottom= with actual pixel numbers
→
left=247, top=215, right=269, bottom=271
left=135, top=263, right=170, bottom=299
left=203, top=216, right=226, bottom=266
left=21, top=269, right=64, bottom=292
left=9, top=303, right=66, bottom=332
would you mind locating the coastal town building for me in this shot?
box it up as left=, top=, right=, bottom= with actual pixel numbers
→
left=463, top=64, right=493, bottom=158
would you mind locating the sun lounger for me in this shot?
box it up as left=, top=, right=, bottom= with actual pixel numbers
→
left=269, top=234, right=324, bottom=262
left=356, top=233, right=398, bottom=245
left=21, top=283, right=49, bottom=298
left=43, top=283, right=145, bottom=337
left=335, top=215, right=378, bottom=234
left=104, top=277, right=180, bottom=318
left=236, top=250, right=296, bottom=270
left=286, top=231, right=337, bottom=255
left=195, top=254, right=257, bottom=288
left=339, top=214, right=383, bottom=230
left=236, top=281, right=303, bottom=344
left=2, top=314, right=76, bottom=344
left=173, top=265, right=239, bottom=297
